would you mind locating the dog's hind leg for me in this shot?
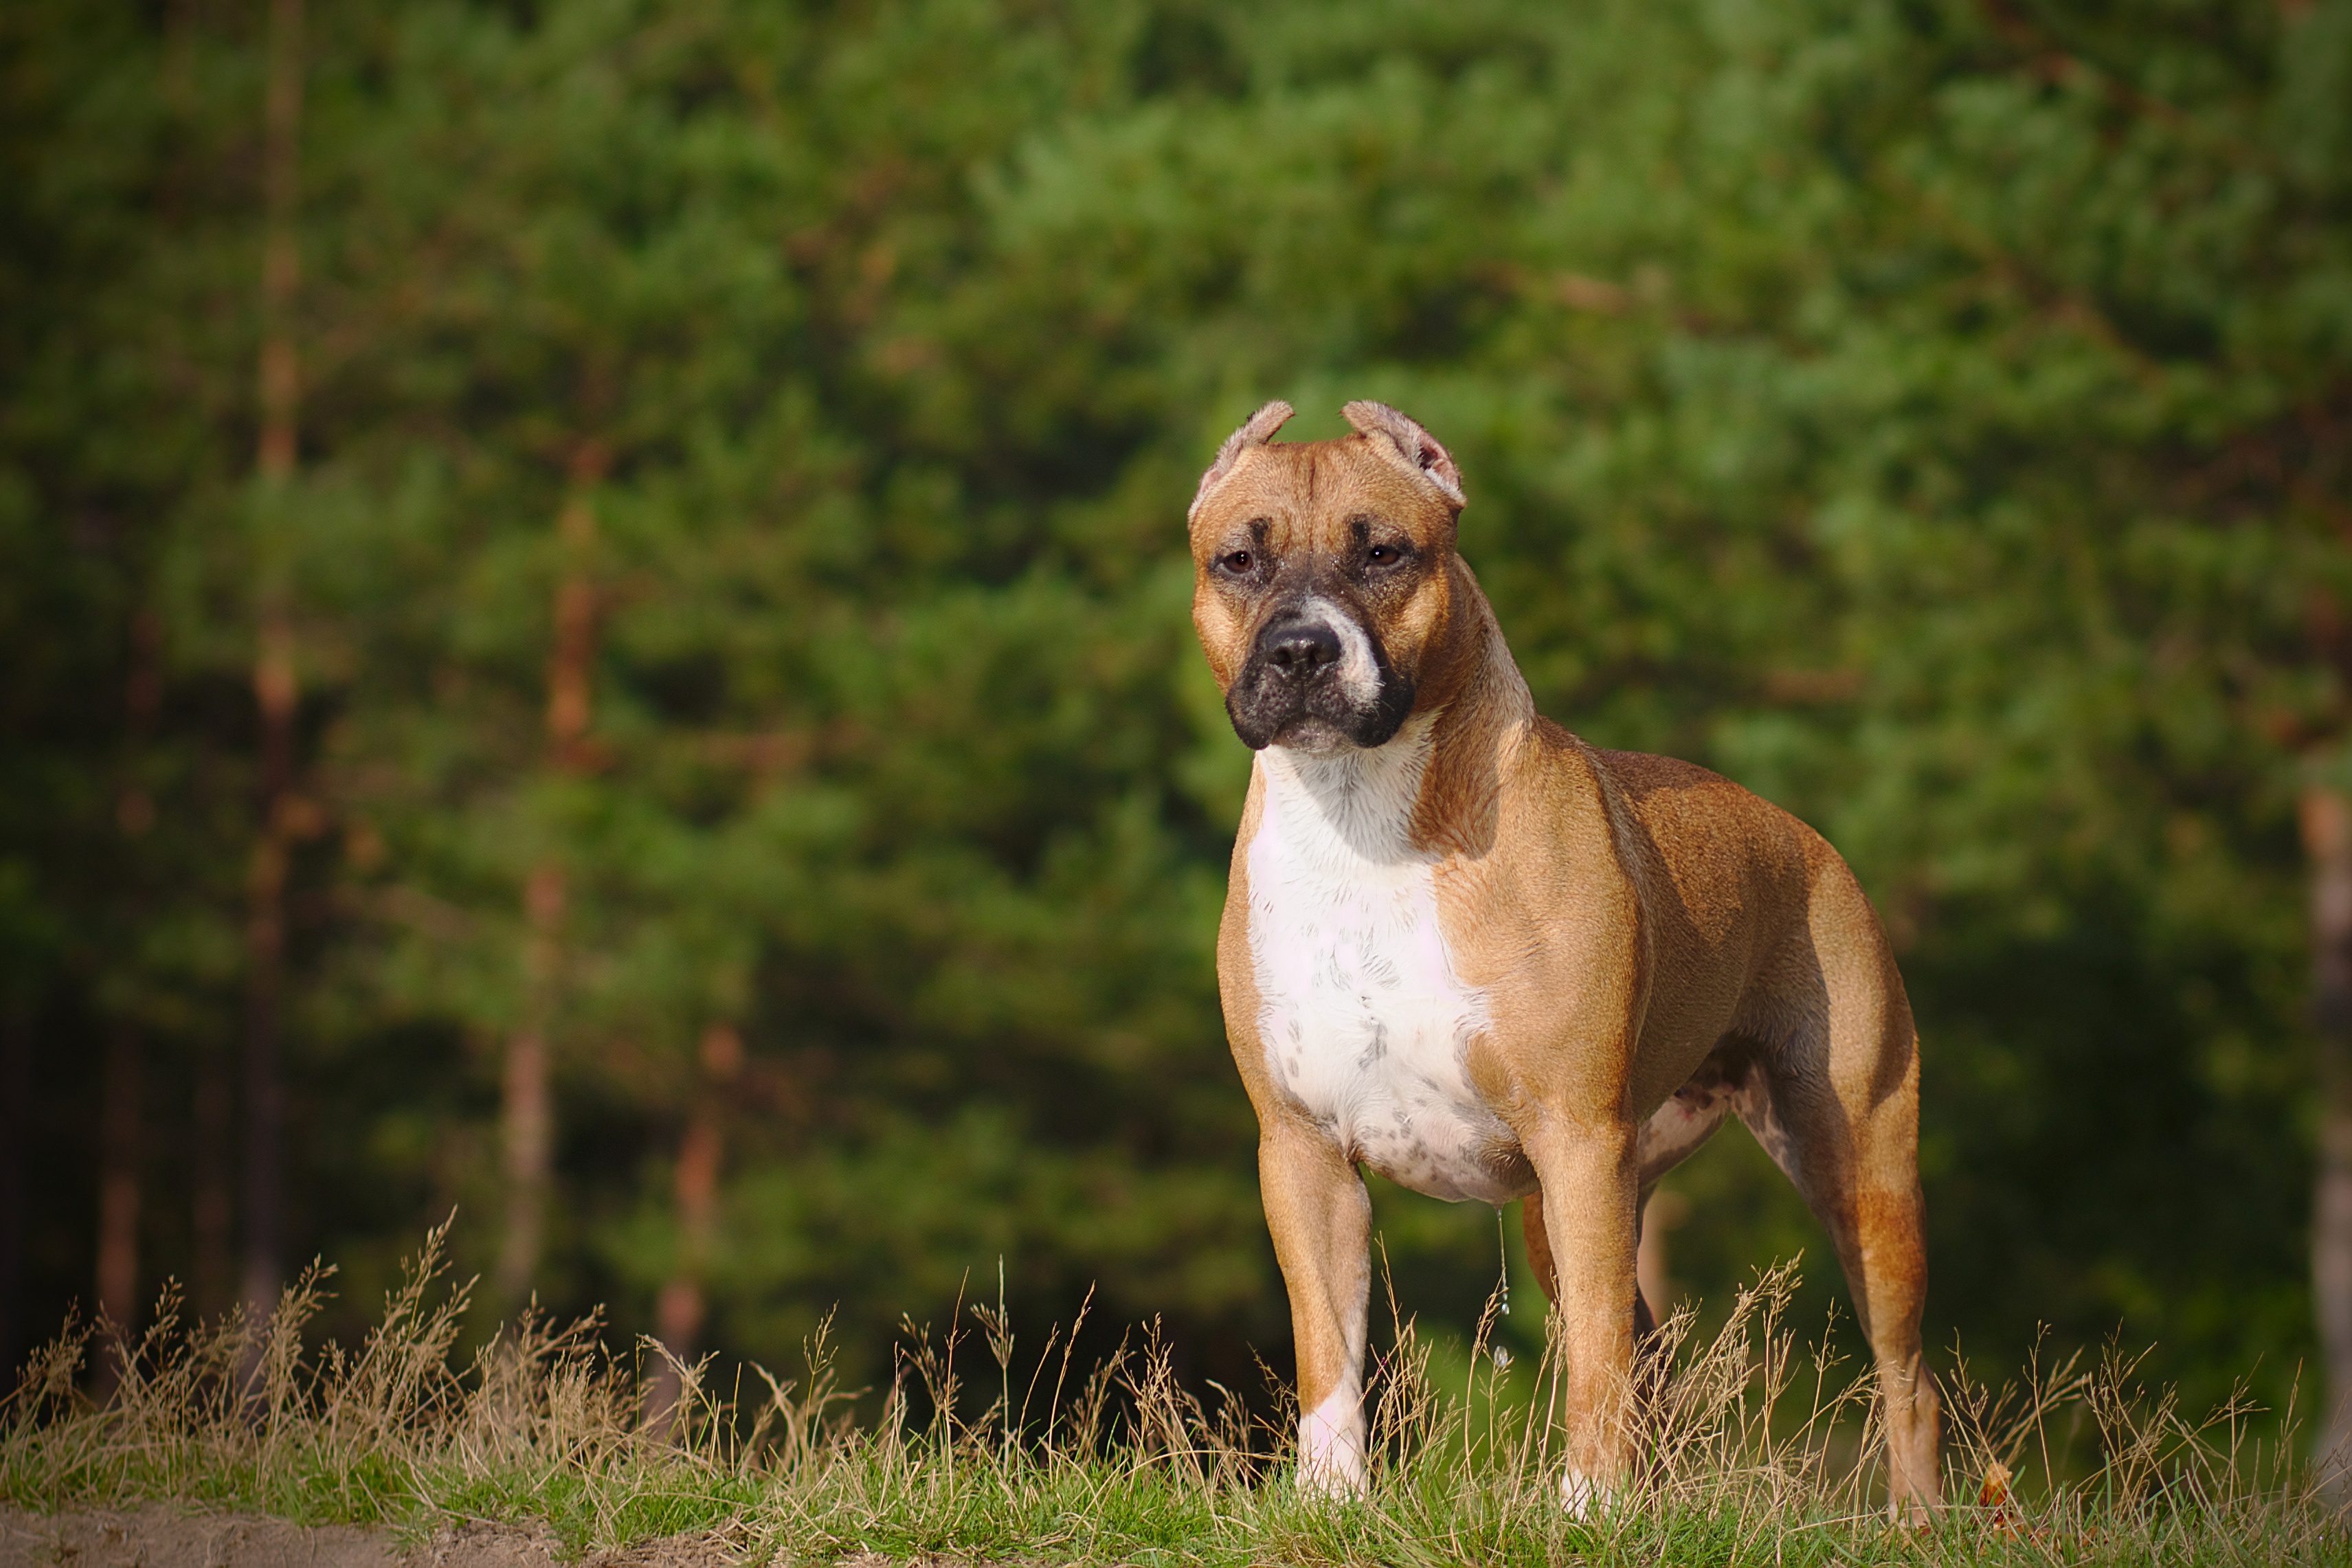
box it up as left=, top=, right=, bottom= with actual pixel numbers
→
left=1734, top=893, right=1945, bottom=1519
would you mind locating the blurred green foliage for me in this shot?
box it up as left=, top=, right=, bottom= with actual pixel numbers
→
left=3, top=0, right=2348, bottom=1422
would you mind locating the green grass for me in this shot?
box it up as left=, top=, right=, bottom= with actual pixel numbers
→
left=3, top=1224, right=2344, bottom=1565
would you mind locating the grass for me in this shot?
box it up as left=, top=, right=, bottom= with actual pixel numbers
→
left=3, top=1221, right=2346, bottom=1566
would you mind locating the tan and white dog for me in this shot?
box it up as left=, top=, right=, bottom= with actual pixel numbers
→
left=1187, top=399, right=1943, bottom=1516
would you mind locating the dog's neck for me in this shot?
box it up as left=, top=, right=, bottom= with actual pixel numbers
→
left=1415, top=572, right=1534, bottom=858
left=1260, top=565, right=1534, bottom=862
left=1426, top=566, right=1536, bottom=741
left=1260, top=713, right=1442, bottom=866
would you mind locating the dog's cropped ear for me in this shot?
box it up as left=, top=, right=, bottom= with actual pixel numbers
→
left=1341, top=401, right=1464, bottom=508
left=1189, top=399, right=1295, bottom=520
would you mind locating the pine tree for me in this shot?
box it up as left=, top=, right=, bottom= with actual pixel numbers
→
left=3, top=0, right=2347, bottom=1433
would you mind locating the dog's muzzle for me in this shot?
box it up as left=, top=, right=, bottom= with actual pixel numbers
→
left=1225, top=598, right=1415, bottom=752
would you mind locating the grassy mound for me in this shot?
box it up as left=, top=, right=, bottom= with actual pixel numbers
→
left=2, top=1225, right=2340, bottom=1566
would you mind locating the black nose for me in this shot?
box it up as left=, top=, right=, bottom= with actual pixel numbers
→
left=1263, top=621, right=1342, bottom=678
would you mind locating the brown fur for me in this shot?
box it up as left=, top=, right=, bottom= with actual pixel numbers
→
left=1190, top=403, right=1943, bottom=1515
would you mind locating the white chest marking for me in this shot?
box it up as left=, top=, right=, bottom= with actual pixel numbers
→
left=1246, top=717, right=1521, bottom=1205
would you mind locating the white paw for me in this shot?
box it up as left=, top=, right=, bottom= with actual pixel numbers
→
left=1560, top=1468, right=1611, bottom=1518
left=1297, top=1398, right=1367, bottom=1499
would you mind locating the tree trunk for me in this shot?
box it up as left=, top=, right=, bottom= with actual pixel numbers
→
left=241, top=0, right=305, bottom=1332
left=2302, top=783, right=2352, bottom=1481
left=495, top=441, right=609, bottom=1308
left=0, top=1000, right=27, bottom=1378
left=94, top=608, right=161, bottom=1400
left=192, top=1050, right=234, bottom=1318
left=93, top=1026, right=142, bottom=1393
left=645, top=1023, right=741, bottom=1433
left=495, top=862, right=562, bottom=1306
left=546, top=453, right=605, bottom=772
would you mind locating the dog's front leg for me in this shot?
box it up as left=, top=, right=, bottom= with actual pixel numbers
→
left=1524, top=1114, right=1640, bottom=1512
left=1259, top=1120, right=1371, bottom=1497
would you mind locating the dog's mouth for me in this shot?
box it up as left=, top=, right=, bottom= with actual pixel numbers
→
left=1225, top=599, right=1415, bottom=752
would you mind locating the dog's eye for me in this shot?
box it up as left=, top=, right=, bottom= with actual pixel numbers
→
left=1221, top=550, right=1253, bottom=574
left=1367, top=543, right=1405, bottom=566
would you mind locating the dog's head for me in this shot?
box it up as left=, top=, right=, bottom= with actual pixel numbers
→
left=1187, top=400, right=1469, bottom=753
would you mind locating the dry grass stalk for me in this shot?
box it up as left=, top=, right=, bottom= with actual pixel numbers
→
left=4, top=1224, right=2346, bottom=1565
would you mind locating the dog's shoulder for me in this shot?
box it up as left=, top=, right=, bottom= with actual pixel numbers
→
left=1512, top=721, right=1738, bottom=814
left=1584, top=741, right=1837, bottom=882
left=1585, top=743, right=1767, bottom=814
left=1587, top=746, right=1743, bottom=806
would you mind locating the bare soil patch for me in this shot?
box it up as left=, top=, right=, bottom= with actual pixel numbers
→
left=0, top=1511, right=747, bottom=1568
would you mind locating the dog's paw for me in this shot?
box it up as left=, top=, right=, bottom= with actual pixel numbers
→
left=1296, top=1404, right=1367, bottom=1500
left=1559, top=1468, right=1613, bottom=1519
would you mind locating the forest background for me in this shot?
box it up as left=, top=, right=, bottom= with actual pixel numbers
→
left=3, top=0, right=2351, bottom=1453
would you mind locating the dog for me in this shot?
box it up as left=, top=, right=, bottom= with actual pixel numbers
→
left=1185, top=399, right=1942, bottom=1517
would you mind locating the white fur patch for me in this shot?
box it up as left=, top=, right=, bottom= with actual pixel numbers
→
left=1560, top=1467, right=1611, bottom=1517
left=1247, top=715, right=1521, bottom=1205
left=1297, top=594, right=1382, bottom=708
left=1297, top=1386, right=1367, bottom=1497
